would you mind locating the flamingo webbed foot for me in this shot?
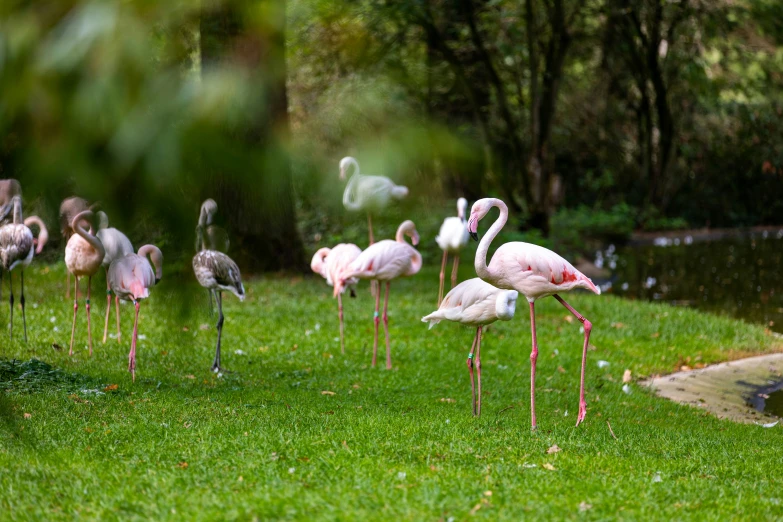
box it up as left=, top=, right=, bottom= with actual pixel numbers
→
left=575, top=400, right=587, bottom=426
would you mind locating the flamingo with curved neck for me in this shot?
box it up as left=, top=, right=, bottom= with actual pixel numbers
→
left=435, top=197, right=470, bottom=306
left=96, top=211, right=134, bottom=344
left=65, top=210, right=106, bottom=356
left=311, top=244, right=362, bottom=354
left=336, top=219, right=421, bottom=369
left=0, top=196, right=49, bottom=341
left=339, top=156, right=408, bottom=246
left=468, top=198, right=600, bottom=429
left=108, top=244, right=163, bottom=381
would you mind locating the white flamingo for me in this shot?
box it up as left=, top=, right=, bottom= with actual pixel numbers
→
left=436, top=197, right=470, bottom=306
left=422, top=278, right=518, bottom=416
left=65, top=210, right=105, bottom=356
left=96, top=211, right=134, bottom=344
left=0, top=195, right=48, bottom=341
left=339, top=156, right=408, bottom=245
left=468, top=198, right=600, bottom=429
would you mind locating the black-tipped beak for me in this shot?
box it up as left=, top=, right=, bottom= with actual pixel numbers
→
left=470, top=232, right=479, bottom=241
left=155, top=277, right=161, bottom=285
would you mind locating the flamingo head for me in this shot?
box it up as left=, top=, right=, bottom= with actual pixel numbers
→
left=339, top=156, right=357, bottom=181
left=468, top=198, right=495, bottom=241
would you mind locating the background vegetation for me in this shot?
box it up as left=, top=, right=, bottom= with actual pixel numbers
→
left=2, top=0, right=782, bottom=269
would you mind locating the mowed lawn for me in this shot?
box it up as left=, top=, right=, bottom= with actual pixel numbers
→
left=1, top=262, right=782, bottom=520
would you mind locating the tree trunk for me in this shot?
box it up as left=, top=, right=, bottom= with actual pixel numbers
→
left=200, top=0, right=306, bottom=273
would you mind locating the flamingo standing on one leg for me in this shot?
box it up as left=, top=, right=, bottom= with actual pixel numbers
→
left=96, top=211, right=134, bottom=344
left=335, top=220, right=421, bottom=369
left=108, top=245, right=162, bottom=381
left=422, top=278, right=518, bottom=416
left=60, top=197, right=92, bottom=299
left=311, top=243, right=362, bottom=354
left=193, top=244, right=245, bottom=372
left=436, top=197, right=469, bottom=306
left=0, top=196, right=49, bottom=341
left=467, top=198, right=600, bottom=429
left=65, top=210, right=105, bottom=356
left=339, top=157, right=408, bottom=246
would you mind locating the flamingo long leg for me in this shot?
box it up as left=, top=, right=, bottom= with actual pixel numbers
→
left=367, top=213, right=374, bottom=245
left=371, top=282, right=380, bottom=368
left=86, top=276, right=93, bottom=356
left=368, top=213, right=377, bottom=297
left=338, top=292, right=345, bottom=354
left=529, top=300, right=538, bottom=430
left=211, top=291, right=224, bottom=372
left=129, top=300, right=140, bottom=382
left=438, top=251, right=447, bottom=306
left=8, top=271, right=13, bottom=340
left=553, top=294, right=593, bottom=427
left=69, top=277, right=79, bottom=356
left=451, top=254, right=459, bottom=289
left=20, top=271, right=26, bottom=342
left=476, top=325, right=483, bottom=417
left=115, top=295, right=121, bottom=344
left=103, top=268, right=111, bottom=343
left=382, top=281, right=391, bottom=370
left=466, top=328, right=479, bottom=416
left=66, top=270, right=70, bottom=300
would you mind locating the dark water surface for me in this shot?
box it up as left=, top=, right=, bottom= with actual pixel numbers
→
left=601, top=229, right=783, bottom=333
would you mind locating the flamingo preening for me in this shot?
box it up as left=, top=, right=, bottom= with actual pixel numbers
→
left=422, top=278, right=518, bottom=416
left=336, top=220, right=422, bottom=369
left=436, top=197, right=470, bottom=306
left=60, top=197, right=93, bottom=299
left=64, top=210, right=105, bottom=356
left=468, top=198, right=600, bottom=429
left=96, top=211, right=134, bottom=344
left=339, top=157, right=408, bottom=246
left=108, top=245, right=163, bottom=381
left=193, top=244, right=245, bottom=372
left=311, top=243, right=362, bottom=353
left=0, top=196, right=49, bottom=341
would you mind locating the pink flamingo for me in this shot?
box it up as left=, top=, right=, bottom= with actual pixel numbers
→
left=96, top=211, right=134, bottom=344
left=311, top=243, right=362, bottom=354
left=108, top=245, right=163, bottom=381
left=335, top=220, right=421, bottom=369
left=422, top=278, right=518, bottom=416
left=436, top=197, right=469, bottom=306
left=0, top=195, right=49, bottom=341
left=60, top=197, right=94, bottom=299
left=64, top=210, right=105, bottom=356
left=468, top=198, right=600, bottom=429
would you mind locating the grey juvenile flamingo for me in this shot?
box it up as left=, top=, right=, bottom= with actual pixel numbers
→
left=96, top=211, right=134, bottom=344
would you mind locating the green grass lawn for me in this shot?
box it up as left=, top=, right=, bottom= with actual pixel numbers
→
left=1, top=262, right=782, bottom=520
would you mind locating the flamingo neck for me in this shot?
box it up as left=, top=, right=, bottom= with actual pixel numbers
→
left=342, top=159, right=362, bottom=211
left=24, top=216, right=49, bottom=253
left=138, top=244, right=163, bottom=281
left=475, top=198, right=508, bottom=280
left=74, top=214, right=105, bottom=259
left=11, top=196, right=22, bottom=224
left=395, top=220, right=416, bottom=244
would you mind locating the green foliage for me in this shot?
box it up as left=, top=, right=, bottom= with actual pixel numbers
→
left=550, top=204, right=636, bottom=254
left=1, top=265, right=783, bottom=519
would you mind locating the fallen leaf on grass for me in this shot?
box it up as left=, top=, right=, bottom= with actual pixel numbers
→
left=103, top=384, right=118, bottom=392
left=542, top=463, right=556, bottom=471
left=199, top=324, right=209, bottom=330
left=651, top=332, right=660, bottom=338
left=185, top=375, right=195, bottom=380
left=622, top=369, right=632, bottom=383
left=546, top=445, right=561, bottom=454
left=23, top=413, right=31, bottom=419
left=622, top=384, right=632, bottom=394
left=563, top=316, right=573, bottom=323
left=439, top=398, right=455, bottom=403
left=177, top=462, right=188, bottom=469
left=611, top=322, right=624, bottom=329
left=321, top=390, right=336, bottom=396
left=51, top=343, right=62, bottom=351
left=597, top=360, right=610, bottom=369
left=557, top=366, right=565, bottom=373
left=578, top=502, right=592, bottom=512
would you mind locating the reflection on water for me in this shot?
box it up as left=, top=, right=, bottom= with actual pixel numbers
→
left=603, top=230, right=783, bottom=333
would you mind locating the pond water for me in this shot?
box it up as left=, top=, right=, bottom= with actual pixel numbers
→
left=600, top=228, right=783, bottom=333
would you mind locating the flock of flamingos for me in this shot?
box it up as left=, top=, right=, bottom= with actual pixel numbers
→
left=0, top=157, right=601, bottom=430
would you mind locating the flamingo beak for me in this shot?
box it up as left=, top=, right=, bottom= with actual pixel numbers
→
left=470, top=232, right=479, bottom=242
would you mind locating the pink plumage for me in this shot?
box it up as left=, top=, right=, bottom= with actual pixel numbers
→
left=337, top=220, right=421, bottom=369
left=311, top=243, right=362, bottom=354
left=468, top=198, right=600, bottom=429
